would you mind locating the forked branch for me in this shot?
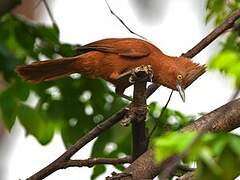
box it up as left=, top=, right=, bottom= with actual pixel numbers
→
left=26, top=7, right=240, bottom=180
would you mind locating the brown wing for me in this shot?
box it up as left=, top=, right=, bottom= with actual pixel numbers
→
left=76, top=38, right=151, bottom=58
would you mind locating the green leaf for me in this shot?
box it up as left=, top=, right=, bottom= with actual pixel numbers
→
left=17, top=104, right=55, bottom=145
left=196, top=145, right=240, bottom=180
left=154, top=133, right=240, bottom=179
left=154, top=132, right=196, bottom=162
left=209, top=50, right=239, bottom=70
left=0, top=90, right=17, bottom=130
left=230, top=135, right=240, bottom=156
left=91, top=165, right=106, bottom=180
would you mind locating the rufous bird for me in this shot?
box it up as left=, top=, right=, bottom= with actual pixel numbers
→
left=16, top=38, right=206, bottom=102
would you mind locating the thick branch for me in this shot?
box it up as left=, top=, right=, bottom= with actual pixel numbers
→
left=131, top=77, right=148, bottom=160
left=123, top=98, right=240, bottom=179
left=116, top=65, right=151, bottom=160
left=0, top=0, right=21, bottom=17
left=181, top=98, right=240, bottom=132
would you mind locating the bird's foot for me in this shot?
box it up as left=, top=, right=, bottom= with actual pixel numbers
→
left=129, top=65, right=153, bottom=83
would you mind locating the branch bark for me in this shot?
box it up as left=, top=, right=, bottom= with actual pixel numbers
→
left=122, top=98, right=240, bottom=179
left=27, top=8, right=240, bottom=180
left=182, top=10, right=240, bottom=58
left=27, top=109, right=127, bottom=180
left=57, top=157, right=132, bottom=169
left=27, top=66, right=155, bottom=180
left=131, top=75, right=148, bottom=160
left=120, top=10, right=240, bottom=180
left=178, top=172, right=195, bottom=180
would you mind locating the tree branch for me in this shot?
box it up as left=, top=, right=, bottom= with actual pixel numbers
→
left=27, top=8, right=240, bottom=180
left=105, top=0, right=147, bottom=40
left=0, top=0, right=21, bottom=18
left=130, top=69, right=149, bottom=160
left=178, top=172, right=195, bottom=180
left=42, top=0, right=57, bottom=26
left=57, top=157, right=132, bottom=169
left=27, top=66, right=156, bottom=180
left=120, top=10, right=240, bottom=179
left=181, top=98, right=240, bottom=132
left=27, top=109, right=127, bottom=180
left=123, top=98, right=240, bottom=179
left=182, top=10, right=240, bottom=58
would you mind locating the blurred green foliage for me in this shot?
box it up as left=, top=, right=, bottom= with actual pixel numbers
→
left=206, top=0, right=240, bottom=25
left=0, top=14, right=128, bottom=147
left=154, top=132, right=240, bottom=180
left=207, top=0, right=240, bottom=88
left=0, top=14, right=193, bottom=179
left=0, top=0, right=240, bottom=179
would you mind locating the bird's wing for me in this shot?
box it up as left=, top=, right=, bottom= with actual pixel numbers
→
left=76, top=38, right=151, bottom=58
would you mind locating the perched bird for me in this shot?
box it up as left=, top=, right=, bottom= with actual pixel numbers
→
left=16, top=38, right=206, bottom=102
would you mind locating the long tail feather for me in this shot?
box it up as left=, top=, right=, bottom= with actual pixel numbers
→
left=16, top=57, right=77, bottom=83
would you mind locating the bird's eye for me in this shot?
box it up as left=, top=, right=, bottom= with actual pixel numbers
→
left=177, top=74, right=183, bottom=81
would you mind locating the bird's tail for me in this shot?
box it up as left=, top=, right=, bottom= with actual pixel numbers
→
left=16, top=57, right=78, bottom=83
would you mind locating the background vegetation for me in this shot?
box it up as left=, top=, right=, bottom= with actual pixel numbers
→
left=0, top=0, right=240, bottom=179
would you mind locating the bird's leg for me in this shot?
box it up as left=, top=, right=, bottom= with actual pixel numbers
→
left=110, top=72, right=133, bottom=101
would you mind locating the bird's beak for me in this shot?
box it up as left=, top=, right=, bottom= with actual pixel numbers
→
left=176, top=84, right=185, bottom=102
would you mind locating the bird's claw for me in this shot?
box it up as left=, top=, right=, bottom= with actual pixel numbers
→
left=128, top=65, right=153, bottom=83
left=129, top=71, right=137, bottom=83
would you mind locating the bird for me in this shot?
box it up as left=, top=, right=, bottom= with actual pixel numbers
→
left=16, top=38, right=206, bottom=102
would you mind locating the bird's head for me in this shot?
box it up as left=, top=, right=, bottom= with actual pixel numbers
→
left=159, top=57, right=206, bottom=102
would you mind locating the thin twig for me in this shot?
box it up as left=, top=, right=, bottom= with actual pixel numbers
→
left=59, top=157, right=132, bottom=169
left=148, top=90, right=173, bottom=138
left=105, top=0, right=147, bottom=40
left=43, top=0, right=57, bottom=26
left=33, top=0, right=42, bottom=10
left=146, top=83, right=160, bottom=98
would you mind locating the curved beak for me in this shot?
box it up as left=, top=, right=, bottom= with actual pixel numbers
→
left=176, top=84, right=185, bottom=102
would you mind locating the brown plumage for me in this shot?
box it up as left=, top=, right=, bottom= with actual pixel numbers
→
left=16, top=38, right=206, bottom=101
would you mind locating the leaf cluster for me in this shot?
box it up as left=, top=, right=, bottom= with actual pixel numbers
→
left=207, top=0, right=240, bottom=87
left=154, top=132, right=240, bottom=179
